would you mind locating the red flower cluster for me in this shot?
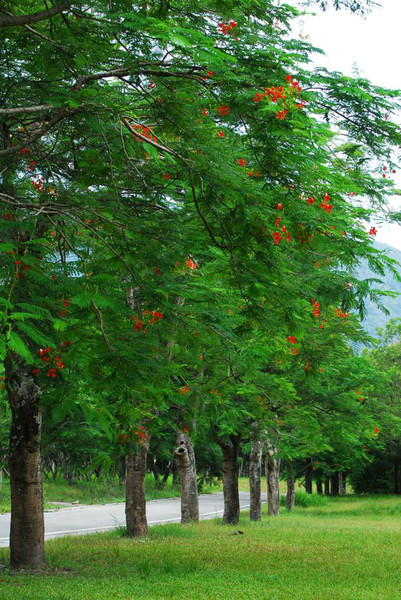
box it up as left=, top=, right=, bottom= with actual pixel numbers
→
left=312, top=298, right=320, bottom=318
left=37, top=345, right=67, bottom=378
left=369, top=227, right=377, bottom=236
left=133, top=424, right=147, bottom=443
left=236, top=158, right=247, bottom=166
left=32, top=176, right=44, bottom=192
left=273, top=231, right=283, bottom=245
left=253, top=76, right=305, bottom=120
left=275, top=110, right=287, bottom=120
left=179, top=386, right=190, bottom=395
left=373, top=425, right=379, bottom=435
left=144, top=310, right=164, bottom=324
left=153, top=266, right=161, bottom=276
left=336, top=308, right=349, bottom=319
left=286, top=336, right=299, bottom=354
left=218, top=20, right=237, bottom=35
left=247, top=169, right=262, bottom=178
left=265, top=86, right=286, bottom=103
left=60, top=299, right=70, bottom=317
left=217, top=105, right=230, bottom=116
left=320, top=193, right=333, bottom=214
left=185, top=258, right=197, bottom=269
left=306, top=196, right=315, bottom=205
left=131, top=310, right=164, bottom=332
left=272, top=217, right=291, bottom=245
left=131, top=123, right=157, bottom=143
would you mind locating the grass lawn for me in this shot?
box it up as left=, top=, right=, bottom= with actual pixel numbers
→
left=1, top=494, right=400, bottom=599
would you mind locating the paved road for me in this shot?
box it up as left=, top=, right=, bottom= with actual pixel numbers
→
left=0, top=491, right=254, bottom=547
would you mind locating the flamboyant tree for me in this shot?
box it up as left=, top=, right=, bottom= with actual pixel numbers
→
left=1, top=0, right=400, bottom=567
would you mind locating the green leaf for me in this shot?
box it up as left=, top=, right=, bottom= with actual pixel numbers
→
left=7, top=331, right=34, bottom=364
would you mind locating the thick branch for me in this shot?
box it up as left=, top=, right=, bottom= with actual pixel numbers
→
left=0, top=2, right=73, bottom=28
left=0, top=105, right=53, bottom=116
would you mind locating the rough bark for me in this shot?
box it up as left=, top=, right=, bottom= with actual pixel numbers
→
left=249, top=426, right=262, bottom=521
left=7, top=366, right=45, bottom=568
left=265, top=442, right=280, bottom=516
left=174, top=432, right=199, bottom=524
left=286, top=477, right=295, bottom=510
left=125, top=431, right=149, bottom=537
left=316, top=480, right=323, bottom=495
left=305, top=459, right=313, bottom=494
left=219, top=434, right=241, bottom=525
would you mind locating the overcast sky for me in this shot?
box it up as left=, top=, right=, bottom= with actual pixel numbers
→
left=293, top=0, right=401, bottom=250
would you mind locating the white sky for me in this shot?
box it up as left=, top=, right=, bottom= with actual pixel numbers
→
left=293, top=0, right=401, bottom=250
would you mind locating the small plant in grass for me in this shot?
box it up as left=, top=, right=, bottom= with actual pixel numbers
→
left=280, top=491, right=329, bottom=508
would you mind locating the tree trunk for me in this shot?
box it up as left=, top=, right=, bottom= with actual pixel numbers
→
left=7, top=366, right=45, bottom=568
left=324, top=478, right=330, bottom=495
left=331, top=472, right=339, bottom=496
left=149, top=457, right=161, bottom=488
left=394, top=461, right=401, bottom=494
left=249, top=426, right=262, bottom=521
left=265, top=441, right=280, bottom=516
left=219, top=434, right=241, bottom=525
left=338, top=471, right=346, bottom=496
left=125, top=430, right=149, bottom=537
left=305, top=459, right=313, bottom=494
left=119, top=454, right=126, bottom=486
left=286, top=477, right=295, bottom=510
left=316, top=480, right=323, bottom=495
left=174, top=431, right=199, bottom=524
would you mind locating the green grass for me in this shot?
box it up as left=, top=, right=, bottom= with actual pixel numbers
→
left=1, top=494, right=400, bottom=599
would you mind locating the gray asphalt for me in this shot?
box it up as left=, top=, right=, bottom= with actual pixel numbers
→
left=0, top=491, right=255, bottom=547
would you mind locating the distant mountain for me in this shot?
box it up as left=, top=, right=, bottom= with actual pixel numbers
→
left=356, top=242, right=401, bottom=338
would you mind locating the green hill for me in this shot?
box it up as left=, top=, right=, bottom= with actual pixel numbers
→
left=356, top=242, right=401, bottom=338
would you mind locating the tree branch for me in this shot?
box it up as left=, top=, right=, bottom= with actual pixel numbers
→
left=0, top=105, right=53, bottom=116
left=0, top=109, right=68, bottom=157
left=0, top=2, right=73, bottom=28
left=91, top=299, right=114, bottom=352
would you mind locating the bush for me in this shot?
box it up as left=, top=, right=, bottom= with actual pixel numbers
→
left=280, top=491, right=329, bottom=508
